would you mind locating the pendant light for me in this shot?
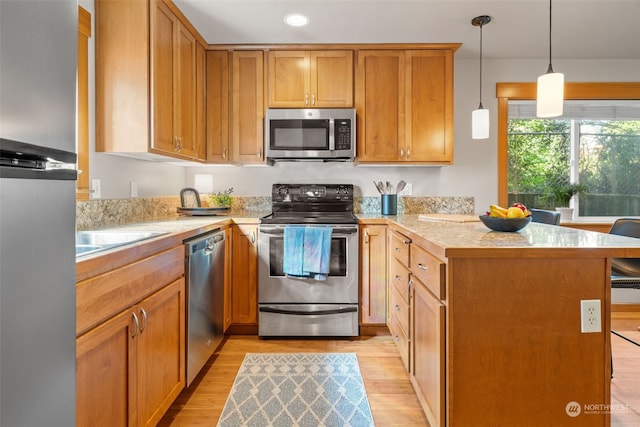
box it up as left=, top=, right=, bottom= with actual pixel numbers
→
left=537, top=0, right=564, bottom=117
left=471, top=15, right=491, bottom=139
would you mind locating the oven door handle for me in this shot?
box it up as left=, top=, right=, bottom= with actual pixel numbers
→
left=259, top=226, right=358, bottom=236
left=259, top=306, right=357, bottom=316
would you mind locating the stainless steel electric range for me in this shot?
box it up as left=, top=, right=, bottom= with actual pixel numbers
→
left=258, top=184, right=359, bottom=337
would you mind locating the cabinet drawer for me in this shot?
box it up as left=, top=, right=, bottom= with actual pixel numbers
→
left=389, top=284, right=410, bottom=337
left=389, top=230, right=411, bottom=266
left=388, top=312, right=410, bottom=371
left=389, top=256, right=411, bottom=304
left=76, top=246, right=184, bottom=336
left=410, top=244, right=445, bottom=300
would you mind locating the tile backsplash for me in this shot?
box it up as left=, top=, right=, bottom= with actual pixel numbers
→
left=76, top=195, right=474, bottom=230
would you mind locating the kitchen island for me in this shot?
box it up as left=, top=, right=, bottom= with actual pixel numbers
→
left=381, top=214, right=640, bottom=427
left=77, top=213, right=640, bottom=426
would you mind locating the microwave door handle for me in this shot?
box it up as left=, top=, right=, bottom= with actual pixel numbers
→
left=328, top=119, right=335, bottom=151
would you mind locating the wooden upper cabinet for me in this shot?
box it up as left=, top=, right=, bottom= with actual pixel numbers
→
left=268, top=50, right=353, bottom=108
left=195, top=42, right=206, bottom=161
left=231, top=51, right=265, bottom=164
left=206, top=50, right=231, bottom=163
left=356, top=48, right=455, bottom=164
left=355, top=50, right=405, bottom=162
left=95, top=0, right=204, bottom=161
left=151, top=0, right=198, bottom=159
left=405, top=50, right=453, bottom=163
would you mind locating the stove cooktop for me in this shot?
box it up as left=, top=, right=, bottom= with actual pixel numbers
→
left=261, top=183, right=357, bottom=225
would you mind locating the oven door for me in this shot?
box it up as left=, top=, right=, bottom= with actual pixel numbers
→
left=257, top=224, right=359, bottom=304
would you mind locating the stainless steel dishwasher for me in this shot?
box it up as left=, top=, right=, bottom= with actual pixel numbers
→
left=184, top=228, right=225, bottom=386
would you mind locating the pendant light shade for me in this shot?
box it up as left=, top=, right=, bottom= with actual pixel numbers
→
left=472, top=108, right=490, bottom=139
left=537, top=0, right=564, bottom=117
left=471, top=15, right=491, bottom=140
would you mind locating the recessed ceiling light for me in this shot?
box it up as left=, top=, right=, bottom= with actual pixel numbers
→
left=284, top=13, right=309, bottom=27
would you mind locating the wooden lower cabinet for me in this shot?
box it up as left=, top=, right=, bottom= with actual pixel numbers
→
left=77, top=278, right=185, bottom=427
left=411, top=276, right=445, bottom=427
left=359, top=224, right=387, bottom=325
left=230, top=224, right=258, bottom=327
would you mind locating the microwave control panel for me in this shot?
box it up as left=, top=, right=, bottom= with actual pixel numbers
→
left=334, top=119, right=352, bottom=150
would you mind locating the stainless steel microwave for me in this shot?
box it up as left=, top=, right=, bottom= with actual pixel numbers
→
left=265, top=108, right=356, bottom=161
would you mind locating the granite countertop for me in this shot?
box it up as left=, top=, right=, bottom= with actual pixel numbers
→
left=388, top=214, right=640, bottom=260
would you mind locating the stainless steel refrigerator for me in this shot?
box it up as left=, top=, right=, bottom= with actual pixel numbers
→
left=1, top=1, right=78, bottom=426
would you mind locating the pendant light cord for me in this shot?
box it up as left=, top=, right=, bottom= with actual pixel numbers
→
left=478, top=23, right=484, bottom=109
left=547, top=0, right=554, bottom=73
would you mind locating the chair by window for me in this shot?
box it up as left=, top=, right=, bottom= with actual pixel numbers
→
left=608, top=218, right=640, bottom=377
left=529, top=208, right=561, bottom=225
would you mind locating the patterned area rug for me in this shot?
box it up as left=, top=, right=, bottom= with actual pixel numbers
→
left=217, top=353, right=375, bottom=427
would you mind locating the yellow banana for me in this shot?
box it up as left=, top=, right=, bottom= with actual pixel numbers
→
left=489, top=204, right=508, bottom=218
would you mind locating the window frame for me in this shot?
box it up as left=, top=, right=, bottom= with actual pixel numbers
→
left=496, top=82, right=640, bottom=212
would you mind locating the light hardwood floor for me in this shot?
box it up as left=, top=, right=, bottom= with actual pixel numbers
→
left=159, top=315, right=640, bottom=426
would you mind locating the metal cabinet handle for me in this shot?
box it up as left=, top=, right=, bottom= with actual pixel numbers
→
left=305, top=93, right=309, bottom=105
left=406, top=147, right=411, bottom=160
left=408, top=278, right=414, bottom=290
left=222, top=147, right=226, bottom=159
left=399, top=148, right=404, bottom=158
left=139, top=307, right=148, bottom=333
left=131, top=312, right=139, bottom=338
left=258, top=147, right=262, bottom=159
left=251, top=230, right=256, bottom=244
left=312, top=93, right=316, bottom=105
left=418, top=263, right=428, bottom=271
left=364, top=230, right=369, bottom=244
left=395, top=247, right=401, bottom=252
left=395, top=304, right=400, bottom=312
left=395, top=274, right=401, bottom=281
left=404, top=239, right=411, bottom=245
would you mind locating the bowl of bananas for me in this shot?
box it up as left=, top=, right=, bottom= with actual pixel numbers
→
left=479, top=203, right=532, bottom=232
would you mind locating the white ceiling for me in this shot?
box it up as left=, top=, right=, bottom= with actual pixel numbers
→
left=173, top=0, right=640, bottom=60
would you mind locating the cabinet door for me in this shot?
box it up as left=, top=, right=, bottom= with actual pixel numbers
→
left=405, top=50, right=453, bottom=163
left=231, top=51, right=265, bottom=164
left=311, top=50, right=353, bottom=107
left=137, top=278, right=186, bottom=427
left=151, top=0, right=177, bottom=155
left=206, top=50, right=230, bottom=163
left=76, top=308, right=136, bottom=427
left=268, top=51, right=309, bottom=107
left=412, top=278, right=445, bottom=427
left=175, top=21, right=197, bottom=158
left=223, top=227, right=233, bottom=331
left=231, top=224, right=258, bottom=324
left=360, top=224, right=387, bottom=324
left=195, top=41, right=206, bottom=161
left=355, top=50, right=404, bottom=162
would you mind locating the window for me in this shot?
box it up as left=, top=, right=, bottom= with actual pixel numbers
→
left=507, top=101, right=640, bottom=218
left=496, top=82, right=640, bottom=221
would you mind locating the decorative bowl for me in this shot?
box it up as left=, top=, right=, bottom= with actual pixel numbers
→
left=478, top=215, right=532, bottom=232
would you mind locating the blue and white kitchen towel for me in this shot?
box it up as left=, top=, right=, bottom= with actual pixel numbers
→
left=283, top=226, right=332, bottom=280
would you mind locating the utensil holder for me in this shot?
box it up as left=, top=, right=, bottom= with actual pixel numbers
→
left=381, top=194, right=397, bottom=215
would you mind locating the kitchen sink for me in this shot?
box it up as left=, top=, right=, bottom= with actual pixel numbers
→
left=75, top=230, right=169, bottom=258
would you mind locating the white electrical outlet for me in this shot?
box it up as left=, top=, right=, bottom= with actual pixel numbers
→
left=580, top=299, right=602, bottom=333
left=399, top=182, right=412, bottom=196
left=91, top=179, right=101, bottom=199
